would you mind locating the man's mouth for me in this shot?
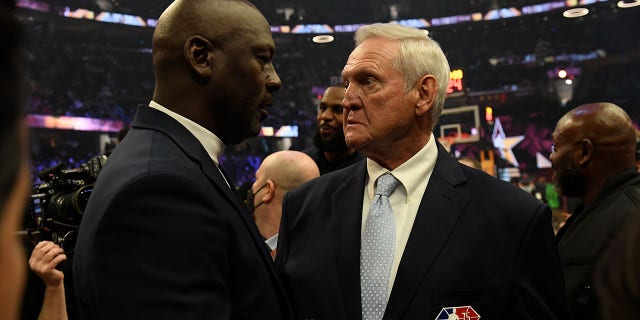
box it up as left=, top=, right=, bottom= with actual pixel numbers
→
left=257, top=106, right=269, bottom=122
left=258, top=100, right=273, bottom=122
left=319, top=125, right=337, bottom=134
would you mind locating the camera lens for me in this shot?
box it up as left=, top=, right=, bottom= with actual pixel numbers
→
left=48, top=185, right=94, bottom=220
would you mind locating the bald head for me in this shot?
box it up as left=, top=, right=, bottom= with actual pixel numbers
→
left=152, top=0, right=261, bottom=82
left=151, top=0, right=280, bottom=144
left=556, top=102, right=636, bottom=168
left=251, top=151, right=319, bottom=239
left=259, top=151, right=320, bottom=191
left=551, top=102, right=636, bottom=202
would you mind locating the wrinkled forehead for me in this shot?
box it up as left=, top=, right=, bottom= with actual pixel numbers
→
left=342, top=38, right=399, bottom=75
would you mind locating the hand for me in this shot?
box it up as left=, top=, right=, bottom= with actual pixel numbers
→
left=29, top=241, right=66, bottom=287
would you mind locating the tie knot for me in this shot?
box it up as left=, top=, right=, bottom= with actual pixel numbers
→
left=375, top=173, right=400, bottom=197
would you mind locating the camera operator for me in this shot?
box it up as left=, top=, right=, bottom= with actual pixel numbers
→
left=28, top=241, right=68, bottom=320
left=21, top=154, right=106, bottom=320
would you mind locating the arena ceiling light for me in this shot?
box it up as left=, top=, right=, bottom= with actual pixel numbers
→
left=562, top=8, right=589, bottom=18
left=617, top=0, right=640, bottom=8
left=312, top=35, right=334, bottom=43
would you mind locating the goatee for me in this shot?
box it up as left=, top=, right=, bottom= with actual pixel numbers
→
left=313, top=129, right=349, bottom=153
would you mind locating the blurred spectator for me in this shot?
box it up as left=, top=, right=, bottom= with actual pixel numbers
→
left=248, top=151, right=319, bottom=259
left=518, top=173, right=535, bottom=194
left=0, top=1, right=31, bottom=319
left=302, top=86, right=364, bottom=175
left=457, top=156, right=481, bottom=170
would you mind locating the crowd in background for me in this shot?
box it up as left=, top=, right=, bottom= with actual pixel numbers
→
left=3, top=1, right=639, bottom=320
left=19, top=6, right=640, bottom=190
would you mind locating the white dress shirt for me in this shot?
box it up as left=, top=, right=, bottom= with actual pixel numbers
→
left=361, top=133, right=438, bottom=296
left=148, top=101, right=230, bottom=187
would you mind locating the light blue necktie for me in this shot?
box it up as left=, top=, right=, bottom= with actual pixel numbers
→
left=361, top=173, right=400, bottom=320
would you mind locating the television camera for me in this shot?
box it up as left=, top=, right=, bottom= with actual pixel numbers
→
left=25, top=155, right=107, bottom=252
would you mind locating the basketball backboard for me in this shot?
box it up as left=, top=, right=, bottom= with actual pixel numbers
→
left=435, top=105, right=480, bottom=144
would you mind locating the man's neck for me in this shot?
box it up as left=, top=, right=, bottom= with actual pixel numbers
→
left=254, top=209, right=280, bottom=239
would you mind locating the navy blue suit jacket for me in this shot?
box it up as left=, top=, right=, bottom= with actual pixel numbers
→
left=74, top=106, right=293, bottom=319
left=277, top=143, right=569, bottom=319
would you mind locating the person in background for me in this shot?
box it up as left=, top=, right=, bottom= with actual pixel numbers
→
left=517, top=173, right=535, bottom=194
left=0, top=0, right=31, bottom=319
left=277, top=23, right=568, bottom=320
left=552, top=102, right=640, bottom=320
left=457, top=156, right=481, bottom=170
left=248, top=151, right=319, bottom=259
left=303, top=85, right=364, bottom=174
left=29, top=241, right=68, bottom=320
left=73, top=0, right=293, bottom=319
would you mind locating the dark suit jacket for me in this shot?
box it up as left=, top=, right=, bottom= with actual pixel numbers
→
left=556, top=169, right=640, bottom=320
left=277, top=143, right=569, bottom=319
left=74, top=106, right=293, bottom=320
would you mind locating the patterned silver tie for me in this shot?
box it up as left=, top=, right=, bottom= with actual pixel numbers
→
left=361, top=173, right=400, bottom=320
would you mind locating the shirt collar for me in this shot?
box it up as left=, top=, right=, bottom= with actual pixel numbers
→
left=149, top=100, right=225, bottom=165
left=366, top=133, right=438, bottom=199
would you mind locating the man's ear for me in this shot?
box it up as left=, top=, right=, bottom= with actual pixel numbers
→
left=415, top=75, right=437, bottom=116
left=578, top=138, right=593, bottom=166
left=261, top=180, right=276, bottom=203
left=184, top=35, right=214, bottom=79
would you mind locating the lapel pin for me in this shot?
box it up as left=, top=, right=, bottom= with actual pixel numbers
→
left=435, top=306, right=480, bottom=320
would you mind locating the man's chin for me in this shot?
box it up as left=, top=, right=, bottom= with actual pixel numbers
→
left=319, top=133, right=335, bottom=142
left=344, top=136, right=363, bottom=151
left=249, top=124, right=262, bottom=137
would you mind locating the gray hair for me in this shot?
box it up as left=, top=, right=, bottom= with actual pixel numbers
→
left=355, top=23, right=450, bottom=125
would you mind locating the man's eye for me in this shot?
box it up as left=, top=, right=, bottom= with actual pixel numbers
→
left=343, top=81, right=349, bottom=89
left=334, top=106, right=343, bottom=114
left=359, top=77, right=375, bottom=86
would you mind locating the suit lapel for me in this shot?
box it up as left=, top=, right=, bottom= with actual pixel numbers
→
left=385, top=143, right=469, bottom=320
left=132, top=105, right=277, bottom=263
left=331, top=162, right=368, bottom=320
left=132, top=106, right=243, bottom=209
left=132, top=106, right=293, bottom=318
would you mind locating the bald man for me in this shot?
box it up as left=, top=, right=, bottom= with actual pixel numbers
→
left=552, top=102, right=640, bottom=320
left=248, top=151, right=319, bottom=258
left=73, top=1, right=292, bottom=319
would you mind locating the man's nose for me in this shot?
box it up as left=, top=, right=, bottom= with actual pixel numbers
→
left=266, top=68, right=282, bottom=92
left=342, top=86, right=358, bottom=110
